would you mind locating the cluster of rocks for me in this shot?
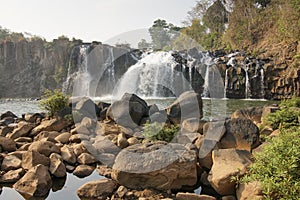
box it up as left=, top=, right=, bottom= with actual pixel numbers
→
left=0, top=91, right=280, bottom=199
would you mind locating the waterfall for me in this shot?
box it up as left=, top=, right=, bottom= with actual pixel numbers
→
left=260, top=68, right=265, bottom=98
left=107, top=47, right=116, bottom=86
left=224, top=68, right=229, bottom=98
left=63, top=45, right=92, bottom=97
left=244, top=67, right=251, bottom=99
left=113, top=52, right=192, bottom=99
left=201, top=52, right=214, bottom=98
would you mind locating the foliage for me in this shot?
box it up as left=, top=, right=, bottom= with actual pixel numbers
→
left=39, top=89, right=69, bottom=117
left=143, top=122, right=179, bottom=142
left=241, top=126, right=300, bottom=199
left=148, top=19, right=181, bottom=50
left=263, top=97, right=300, bottom=129
left=138, top=39, right=151, bottom=50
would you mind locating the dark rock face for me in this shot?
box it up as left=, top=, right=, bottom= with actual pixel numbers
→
left=107, top=93, right=149, bottom=129
left=0, top=39, right=138, bottom=98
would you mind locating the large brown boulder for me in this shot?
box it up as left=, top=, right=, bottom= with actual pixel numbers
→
left=208, top=149, right=252, bottom=196
left=0, top=136, right=16, bottom=152
left=30, top=118, right=69, bottom=136
left=22, top=150, right=50, bottom=170
left=112, top=142, right=197, bottom=190
left=49, top=153, right=66, bottom=178
left=176, top=193, right=216, bottom=200
left=1, top=155, right=22, bottom=171
left=77, top=178, right=118, bottom=199
left=166, top=91, right=203, bottom=124
left=106, top=93, right=149, bottom=129
left=231, top=107, right=263, bottom=124
left=0, top=168, right=24, bottom=183
left=74, top=97, right=101, bottom=121
left=13, top=164, right=52, bottom=197
left=236, top=181, right=264, bottom=200
left=7, top=121, right=35, bottom=139
left=220, top=118, right=260, bottom=151
left=28, top=140, right=60, bottom=157
left=60, top=145, right=76, bottom=164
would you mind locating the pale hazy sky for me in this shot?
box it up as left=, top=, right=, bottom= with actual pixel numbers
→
left=0, top=0, right=196, bottom=43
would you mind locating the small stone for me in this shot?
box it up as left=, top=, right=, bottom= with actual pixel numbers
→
left=22, top=150, right=50, bottom=170
left=77, top=178, right=118, bottom=199
left=127, top=137, right=140, bottom=146
left=73, top=165, right=95, bottom=178
left=49, top=153, right=66, bottom=178
left=0, top=168, right=24, bottom=183
left=117, top=133, right=129, bottom=148
left=77, top=153, right=96, bottom=165
left=1, top=155, right=22, bottom=171
left=61, top=145, right=76, bottom=164
left=55, top=132, right=71, bottom=144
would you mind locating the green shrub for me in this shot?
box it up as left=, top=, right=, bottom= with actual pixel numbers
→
left=39, top=89, right=69, bottom=117
left=263, top=97, right=300, bottom=129
left=241, top=126, right=300, bottom=200
left=143, top=122, right=179, bottom=142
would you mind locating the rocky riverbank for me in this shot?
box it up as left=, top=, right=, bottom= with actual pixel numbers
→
left=0, top=91, right=282, bottom=199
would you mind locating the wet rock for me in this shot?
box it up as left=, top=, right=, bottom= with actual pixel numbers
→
left=0, top=168, right=24, bottom=183
left=220, top=118, right=259, bottom=151
left=176, top=193, right=216, bottom=200
left=166, top=91, right=203, bottom=124
left=30, top=118, right=69, bottom=136
left=77, top=178, right=118, bottom=199
left=13, top=164, right=52, bottom=197
left=61, top=145, right=76, bottom=164
left=0, top=111, right=17, bottom=120
left=49, top=153, right=66, bottom=178
left=107, top=93, right=149, bottom=129
left=0, top=136, right=16, bottom=152
left=112, top=142, right=197, bottom=190
left=28, top=141, right=60, bottom=157
left=73, top=165, right=95, bottom=178
left=77, top=153, right=97, bottom=165
left=236, top=181, right=264, bottom=200
left=55, top=132, right=71, bottom=144
left=0, top=117, right=15, bottom=126
left=208, top=149, right=252, bottom=195
left=22, top=150, right=50, bottom=170
left=1, top=155, right=22, bottom=171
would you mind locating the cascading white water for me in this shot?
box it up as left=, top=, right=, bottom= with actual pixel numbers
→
left=107, top=47, right=116, bottom=85
left=260, top=68, right=265, bottom=98
left=224, top=68, right=229, bottom=98
left=244, top=66, right=251, bottom=99
left=112, top=52, right=192, bottom=99
left=63, top=45, right=92, bottom=97
left=201, top=52, right=215, bottom=98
